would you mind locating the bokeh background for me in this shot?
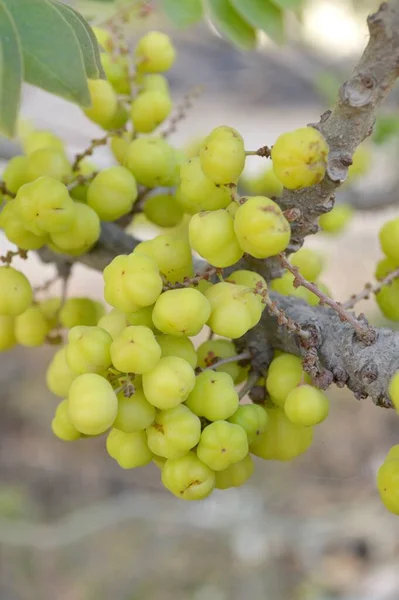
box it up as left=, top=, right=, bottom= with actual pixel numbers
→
left=1, top=1, right=399, bottom=599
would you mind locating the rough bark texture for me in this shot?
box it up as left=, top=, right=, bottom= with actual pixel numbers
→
left=278, top=1, right=399, bottom=251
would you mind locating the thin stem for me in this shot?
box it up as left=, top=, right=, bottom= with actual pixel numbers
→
left=160, top=85, right=203, bottom=139
left=162, top=266, right=220, bottom=291
left=67, top=171, right=98, bottom=192
left=343, top=266, right=399, bottom=309
left=279, top=254, right=375, bottom=343
left=244, top=146, right=271, bottom=158
left=238, top=371, right=260, bottom=400
left=0, top=248, right=28, bottom=264
left=201, top=351, right=251, bottom=372
left=72, top=128, right=126, bottom=172
left=0, top=181, right=15, bottom=198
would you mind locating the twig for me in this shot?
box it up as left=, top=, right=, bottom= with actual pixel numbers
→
left=245, top=146, right=271, bottom=158
left=0, top=248, right=28, bottom=265
left=160, top=85, right=203, bottom=139
left=200, top=351, right=251, bottom=372
left=343, top=266, right=399, bottom=309
left=67, top=171, right=98, bottom=192
left=162, top=266, right=220, bottom=291
left=279, top=254, right=375, bottom=343
left=72, top=129, right=126, bottom=172
left=238, top=371, right=260, bottom=400
left=33, top=272, right=61, bottom=295
left=0, top=181, right=15, bottom=198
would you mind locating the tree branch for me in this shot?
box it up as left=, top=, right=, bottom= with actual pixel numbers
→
left=278, top=1, right=399, bottom=251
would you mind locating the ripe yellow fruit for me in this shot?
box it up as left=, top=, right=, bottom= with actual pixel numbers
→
left=319, top=204, right=353, bottom=234
left=271, top=127, right=329, bottom=190
left=84, top=79, right=118, bottom=129
left=135, top=31, right=176, bottom=73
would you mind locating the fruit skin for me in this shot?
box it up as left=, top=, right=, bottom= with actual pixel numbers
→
left=65, top=326, right=112, bottom=375
left=60, top=298, right=103, bottom=329
left=134, top=234, right=193, bottom=283
left=376, top=280, right=399, bottom=321
left=188, top=209, right=243, bottom=268
left=84, top=79, right=118, bottom=128
left=377, top=458, right=399, bottom=515
left=0, top=200, right=48, bottom=250
left=152, top=288, right=211, bottom=337
left=375, top=257, right=398, bottom=280
left=126, top=137, right=176, bottom=188
left=319, top=204, right=353, bottom=234
left=0, top=267, right=33, bottom=316
left=68, top=373, right=118, bottom=436
left=234, top=196, right=290, bottom=259
left=388, top=371, right=399, bottom=410
left=110, top=326, right=162, bottom=374
left=135, top=31, right=176, bottom=73
left=113, top=389, right=155, bottom=433
left=101, top=53, right=130, bottom=94
left=3, top=156, right=30, bottom=194
left=290, top=248, right=323, bottom=281
left=271, top=127, right=329, bottom=190
left=177, top=156, right=232, bottom=214
left=87, top=167, right=138, bottom=222
left=106, top=429, right=153, bottom=469
left=156, top=335, right=197, bottom=369
left=161, top=452, right=215, bottom=500
left=142, top=356, right=196, bottom=409
left=22, top=129, right=65, bottom=156
left=130, top=90, right=172, bottom=133
left=197, top=421, right=248, bottom=471
left=196, top=338, right=244, bottom=383
left=284, top=385, right=329, bottom=427
left=266, top=353, right=310, bottom=408
left=146, top=404, right=201, bottom=458
left=52, top=399, right=81, bottom=442
left=15, top=306, right=50, bottom=347
left=186, top=370, right=239, bottom=421
left=240, top=167, right=283, bottom=197
left=205, top=282, right=262, bottom=339
left=250, top=406, right=313, bottom=461
left=46, top=347, right=76, bottom=397
left=228, top=404, right=268, bottom=444
left=50, top=203, right=100, bottom=255
left=379, top=217, right=399, bottom=264
left=225, top=269, right=267, bottom=307
left=26, top=148, right=72, bottom=183
left=0, top=315, right=16, bottom=351
left=144, top=193, right=183, bottom=228
left=97, top=309, right=127, bottom=340
left=103, top=253, right=163, bottom=313
left=200, top=126, right=245, bottom=185
left=215, top=454, right=254, bottom=489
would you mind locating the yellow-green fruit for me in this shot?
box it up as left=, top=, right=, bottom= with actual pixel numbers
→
left=92, top=26, right=113, bottom=52
left=189, top=209, right=243, bottom=268
left=284, top=384, right=329, bottom=427
left=177, top=156, right=232, bottom=214
left=68, top=373, right=118, bottom=435
left=228, top=404, right=269, bottom=444
left=388, top=371, right=399, bottom=410
left=69, top=159, right=97, bottom=203
left=271, top=127, right=329, bottom=190
left=131, top=90, right=172, bottom=133
left=52, top=399, right=81, bottom=442
left=376, top=281, right=399, bottom=321
left=152, top=288, right=211, bottom=337
left=377, top=458, right=399, bottom=515
left=26, top=148, right=72, bottom=183
left=87, top=166, right=138, bottom=221
left=104, top=102, right=129, bottom=130
left=290, top=247, right=324, bottom=281
left=84, top=79, right=118, bottom=128
left=138, top=73, right=170, bottom=95
left=0, top=201, right=48, bottom=250
left=197, top=421, right=248, bottom=471
left=156, top=335, right=197, bottom=369
left=200, top=126, right=246, bottom=185
left=240, top=167, right=283, bottom=197
left=144, top=193, right=183, bottom=228
left=66, top=326, right=112, bottom=375
left=110, top=325, right=162, bottom=374
left=250, top=406, right=313, bottom=461
left=134, top=234, right=193, bottom=283
left=379, top=217, right=399, bottom=264
left=142, top=356, right=196, bottom=410
left=319, top=204, right=353, bottom=234
left=0, top=315, right=16, bottom=351
left=110, top=132, right=131, bottom=166
left=101, top=53, right=130, bottom=94
left=0, top=267, right=33, bottom=316
left=146, top=405, right=201, bottom=458
left=60, top=298, right=102, bottom=329
left=196, top=339, right=244, bottom=383
left=14, top=305, right=50, bottom=347
left=205, top=282, right=262, bottom=339
left=161, top=452, right=215, bottom=500
left=97, top=309, right=127, bottom=340
left=270, top=272, right=297, bottom=296
left=215, top=455, right=254, bottom=490
left=375, top=257, right=398, bottom=280
left=22, top=129, right=65, bottom=156
left=135, top=31, right=176, bottom=73
left=106, top=429, right=153, bottom=468
left=113, top=389, right=155, bottom=433
left=39, top=297, right=62, bottom=328
left=50, top=203, right=100, bottom=255
left=3, top=156, right=30, bottom=193
left=126, top=137, right=176, bottom=188
left=225, top=269, right=267, bottom=306
left=46, top=347, right=76, bottom=397
left=234, top=196, right=290, bottom=259
left=347, top=145, right=372, bottom=180
left=266, top=353, right=310, bottom=408
left=153, top=454, right=167, bottom=469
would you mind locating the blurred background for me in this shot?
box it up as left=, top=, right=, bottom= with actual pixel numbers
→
left=2, top=0, right=399, bottom=599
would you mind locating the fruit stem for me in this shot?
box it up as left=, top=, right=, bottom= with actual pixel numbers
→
left=238, top=371, right=260, bottom=400
left=279, top=254, right=376, bottom=344
left=161, top=85, right=203, bottom=139
left=343, top=266, right=399, bottom=309
left=245, top=146, right=271, bottom=158
left=201, top=351, right=251, bottom=372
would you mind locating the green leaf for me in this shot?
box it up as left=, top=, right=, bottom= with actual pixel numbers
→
left=206, top=0, right=257, bottom=50
left=0, top=2, right=23, bottom=137
left=231, top=0, right=284, bottom=44
left=52, top=1, right=105, bottom=79
left=270, top=0, right=302, bottom=9
left=3, top=0, right=91, bottom=107
left=163, top=0, right=203, bottom=27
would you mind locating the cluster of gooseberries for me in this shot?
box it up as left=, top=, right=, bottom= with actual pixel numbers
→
left=0, top=25, right=399, bottom=508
